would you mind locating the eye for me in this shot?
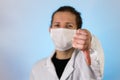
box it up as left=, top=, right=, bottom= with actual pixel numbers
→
left=66, top=24, right=74, bottom=29
left=52, top=24, right=60, bottom=28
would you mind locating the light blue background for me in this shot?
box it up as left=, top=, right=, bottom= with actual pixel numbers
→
left=0, top=0, right=120, bottom=80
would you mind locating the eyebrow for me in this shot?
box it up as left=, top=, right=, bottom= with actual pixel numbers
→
left=53, top=22, right=59, bottom=23
left=66, top=22, right=74, bottom=25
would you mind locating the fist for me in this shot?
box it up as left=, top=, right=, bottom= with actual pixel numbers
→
left=72, top=29, right=91, bottom=50
left=72, top=29, right=92, bottom=65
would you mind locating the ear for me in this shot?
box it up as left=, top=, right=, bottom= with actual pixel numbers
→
left=49, top=27, right=51, bottom=32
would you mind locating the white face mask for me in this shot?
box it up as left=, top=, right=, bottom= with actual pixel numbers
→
left=50, top=28, right=76, bottom=51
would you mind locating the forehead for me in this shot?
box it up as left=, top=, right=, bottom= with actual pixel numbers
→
left=53, top=12, right=76, bottom=23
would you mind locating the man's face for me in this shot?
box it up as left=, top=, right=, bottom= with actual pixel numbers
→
left=51, top=12, right=77, bottom=29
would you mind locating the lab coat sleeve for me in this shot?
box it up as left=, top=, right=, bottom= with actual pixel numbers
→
left=90, top=35, right=104, bottom=80
left=30, top=70, right=34, bottom=80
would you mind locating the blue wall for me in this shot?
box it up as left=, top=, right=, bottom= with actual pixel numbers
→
left=0, top=0, right=120, bottom=80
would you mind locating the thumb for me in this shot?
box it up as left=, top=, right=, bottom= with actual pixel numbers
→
left=83, top=50, right=91, bottom=66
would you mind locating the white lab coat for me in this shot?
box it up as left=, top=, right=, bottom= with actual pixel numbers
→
left=30, top=35, right=104, bottom=80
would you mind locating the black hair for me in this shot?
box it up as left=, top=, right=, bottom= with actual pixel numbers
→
left=50, top=6, right=82, bottom=29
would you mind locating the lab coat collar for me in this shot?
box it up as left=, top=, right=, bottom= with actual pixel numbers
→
left=46, top=49, right=79, bottom=80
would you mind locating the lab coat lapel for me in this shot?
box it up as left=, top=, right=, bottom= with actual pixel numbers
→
left=46, top=51, right=59, bottom=79
left=60, top=65, right=74, bottom=80
left=60, top=50, right=77, bottom=80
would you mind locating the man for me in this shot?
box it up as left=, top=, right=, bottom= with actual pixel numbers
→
left=30, top=6, right=104, bottom=80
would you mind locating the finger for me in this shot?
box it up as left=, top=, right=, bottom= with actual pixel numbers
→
left=72, top=38, right=89, bottom=50
left=73, top=36, right=89, bottom=45
left=76, top=29, right=88, bottom=36
left=73, top=30, right=91, bottom=50
left=73, top=42, right=87, bottom=50
left=76, top=39, right=86, bottom=45
left=74, top=33, right=88, bottom=40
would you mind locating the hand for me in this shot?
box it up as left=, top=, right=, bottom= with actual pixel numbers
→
left=72, top=29, right=92, bottom=65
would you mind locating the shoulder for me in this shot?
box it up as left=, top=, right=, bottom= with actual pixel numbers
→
left=32, top=57, right=48, bottom=72
left=91, top=35, right=103, bottom=50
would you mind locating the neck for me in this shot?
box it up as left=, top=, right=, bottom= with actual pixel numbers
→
left=55, top=48, right=75, bottom=59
